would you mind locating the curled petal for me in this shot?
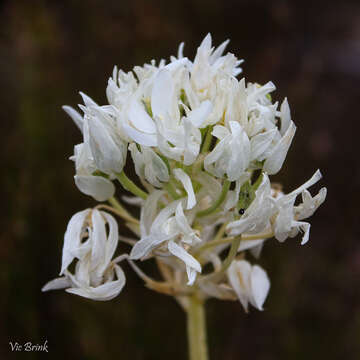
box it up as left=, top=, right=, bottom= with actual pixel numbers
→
left=61, top=209, right=91, bottom=275
left=66, top=265, right=126, bottom=301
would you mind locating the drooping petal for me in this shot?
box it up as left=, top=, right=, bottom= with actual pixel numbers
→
left=168, top=240, right=201, bottom=284
left=173, top=168, right=196, bottom=209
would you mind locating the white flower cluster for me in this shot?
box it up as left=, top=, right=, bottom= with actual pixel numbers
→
left=43, top=34, right=326, bottom=312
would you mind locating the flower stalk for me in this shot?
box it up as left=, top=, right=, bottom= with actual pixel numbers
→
left=196, top=179, right=231, bottom=218
left=116, top=171, right=148, bottom=200
left=187, top=295, right=209, bottom=360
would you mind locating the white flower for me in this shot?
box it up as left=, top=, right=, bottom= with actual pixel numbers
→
left=129, top=143, right=169, bottom=188
left=119, top=59, right=189, bottom=147
left=106, top=67, right=138, bottom=110
left=263, top=120, right=296, bottom=175
left=42, top=209, right=125, bottom=301
left=204, top=121, right=250, bottom=181
left=70, top=143, right=115, bottom=201
left=63, top=103, right=115, bottom=201
left=84, top=105, right=128, bottom=176
left=272, top=170, right=327, bottom=244
left=227, top=260, right=270, bottom=312
left=227, top=173, right=273, bottom=236
left=191, top=34, right=243, bottom=96
left=151, top=68, right=212, bottom=165
left=130, top=196, right=201, bottom=285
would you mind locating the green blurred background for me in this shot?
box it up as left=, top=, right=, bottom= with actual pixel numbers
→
left=1, top=0, right=359, bottom=359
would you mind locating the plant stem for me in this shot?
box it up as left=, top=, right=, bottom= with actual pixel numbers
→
left=187, top=295, right=209, bottom=360
left=164, top=181, right=181, bottom=200
left=116, top=171, right=148, bottom=200
left=195, top=231, right=274, bottom=254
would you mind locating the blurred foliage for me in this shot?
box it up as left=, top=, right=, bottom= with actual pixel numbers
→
left=1, top=0, right=360, bottom=359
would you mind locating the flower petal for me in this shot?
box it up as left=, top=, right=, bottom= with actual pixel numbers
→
left=168, top=240, right=201, bottom=284
left=61, top=209, right=91, bottom=275
left=74, top=175, right=115, bottom=201
left=263, top=121, right=296, bottom=175
left=42, top=277, right=72, bottom=292
left=250, top=128, right=277, bottom=161
left=62, top=105, right=83, bottom=132
left=151, top=69, right=175, bottom=119
left=279, top=98, right=291, bottom=135
left=90, top=209, right=107, bottom=273
left=249, top=265, right=270, bottom=310
left=187, top=100, right=213, bottom=128
left=227, top=260, right=251, bottom=312
left=123, top=123, right=157, bottom=146
left=128, top=98, right=156, bottom=133
left=66, top=264, right=126, bottom=301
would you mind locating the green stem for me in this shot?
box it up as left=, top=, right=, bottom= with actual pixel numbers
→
left=200, top=237, right=241, bottom=283
left=164, top=181, right=181, bottom=200
left=196, top=231, right=274, bottom=254
left=201, top=126, right=213, bottom=154
left=116, top=171, right=148, bottom=200
left=196, top=179, right=231, bottom=218
left=106, top=197, right=139, bottom=224
left=220, top=237, right=241, bottom=273
left=187, top=295, right=209, bottom=360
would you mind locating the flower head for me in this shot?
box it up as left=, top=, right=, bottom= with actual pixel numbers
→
left=44, top=34, right=326, bottom=313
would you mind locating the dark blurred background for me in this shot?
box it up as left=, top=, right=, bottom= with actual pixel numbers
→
left=1, top=0, right=359, bottom=359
